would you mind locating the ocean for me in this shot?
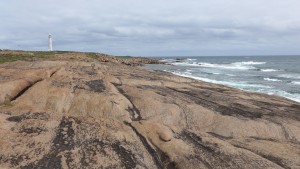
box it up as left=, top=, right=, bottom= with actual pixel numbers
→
left=145, top=55, right=300, bottom=103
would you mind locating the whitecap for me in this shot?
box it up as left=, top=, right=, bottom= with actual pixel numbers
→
left=172, top=62, right=199, bottom=67
left=161, top=59, right=177, bottom=63
left=261, top=69, right=278, bottom=72
left=278, top=74, right=300, bottom=80
left=172, top=61, right=258, bottom=70
left=187, top=58, right=197, bottom=61
left=264, top=78, right=282, bottom=82
left=291, top=81, right=300, bottom=85
left=197, top=62, right=255, bottom=70
left=225, top=74, right=236, bottom=77
left=234, top=61, right=266, bottom=65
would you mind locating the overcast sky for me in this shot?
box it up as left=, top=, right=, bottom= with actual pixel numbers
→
left=1, top=0, right=300, bottom=56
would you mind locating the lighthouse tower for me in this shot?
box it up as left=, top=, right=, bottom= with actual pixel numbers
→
left=48, top=34, right=53, bottom=51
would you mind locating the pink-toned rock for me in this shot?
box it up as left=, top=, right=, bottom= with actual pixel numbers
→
left=0, top=51, right=299, bottom=169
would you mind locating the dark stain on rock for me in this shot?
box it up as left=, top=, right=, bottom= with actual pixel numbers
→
left=79, top=139, right=106, bottom=167
left=167, top=87, right=263, bottom=119
left=179, top=130, right=239, bottom=169
left=86, top=80, right=106, bottom=92
left=53, top=117, right=75, bottom=151
left=7, top=112, right=50, bottom=122
left=6, top=114, right=27, bottom=122
left=51, top=81, right=71, bottom=88
left=259, top=102, right=300, bottom=121
left=141, top=85, right=264, bottom=119
left=0, top=155, right=29, bottom=167
left=155, top=147, right=177, bottom=169
left=78, top=138, right=137, bottom=169
left=181, top=130, right=215, bottom=153
left=22, top=117, right=140, bottom=169
left=10, top=155, right=26, bottom=166
left=181, top=130, right=289, bottom=169
left=20, top=127, right=47, bottom=134
left=126, top=106, right=138, bottom=120
left=291, top=104, right=300, bottom=109
left=22, top=116, right=75, bottom=169
left=112, top=142, right=137, bottom=169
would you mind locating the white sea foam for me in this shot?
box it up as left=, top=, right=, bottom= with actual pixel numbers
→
left=263, top=90, right=300, bottom=102
left=235, top=61, right=266, bottom=65
left=291, top=81, right=300, bottom=85
left=172, top=62, right=199, bottom=67
left=197, top=62, right=255, bottom=70
left=171, top=60, right=266, bottom=70
left=184, top=71, right=192, bottom=75
left=172, top=71, right=271, bottom=89
left=264, top=78, right=282, bottom=82
left=278, top=74, right=300, bottom=80
left=261, top=69, right=278, bottom=72
left=225, top=74, right=236, bottom=77
left=187, top=58, right=197, bottom=61
left=161, top=58, right=177, bottom=63
left=168, top=71, right=300, bottom=103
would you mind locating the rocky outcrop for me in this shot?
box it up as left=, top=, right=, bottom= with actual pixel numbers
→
left=0, top=59, right=300, bottom=169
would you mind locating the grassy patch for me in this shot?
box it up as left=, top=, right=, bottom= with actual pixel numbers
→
left=0, top=51, right=56, bottom=64
left=115, top=56, right=132, bottom=59
left=86, top=52, right=98, bottom=58
left=0, top=101, right=15, bottom=107
left=32, top=51, right=55, bottom=58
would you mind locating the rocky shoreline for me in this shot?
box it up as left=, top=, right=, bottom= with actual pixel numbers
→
left=0, top=51, right=300, bottom=169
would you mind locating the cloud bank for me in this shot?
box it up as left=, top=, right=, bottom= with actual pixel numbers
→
left=1, top=0, right=300, bottom=56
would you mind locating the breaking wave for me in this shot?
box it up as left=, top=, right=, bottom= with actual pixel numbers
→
left=291, top=81, right=300, bottom=85
left=169, top=71, right=300, bottom=103
left=197, top=62, right=256, bottom=70
left=278, top=74, right=300, bottom=80
left=260, top=69, right=279, bottom=72
left=236, top=61, right=266, bottom=65
left=172, top=71, right=272, bottom=90
left=171, top=61, right=267, bottom=70
left=263, top=78, right=282, bottom=82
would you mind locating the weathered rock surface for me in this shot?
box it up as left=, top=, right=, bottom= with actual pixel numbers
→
left=0, top=58, right=300, bottom=169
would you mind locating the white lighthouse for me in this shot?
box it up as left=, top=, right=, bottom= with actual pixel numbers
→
left=48, top=34, right=53, bottom=51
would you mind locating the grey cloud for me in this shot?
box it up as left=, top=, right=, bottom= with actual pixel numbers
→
left=0, top=0, right=300, bottom=56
